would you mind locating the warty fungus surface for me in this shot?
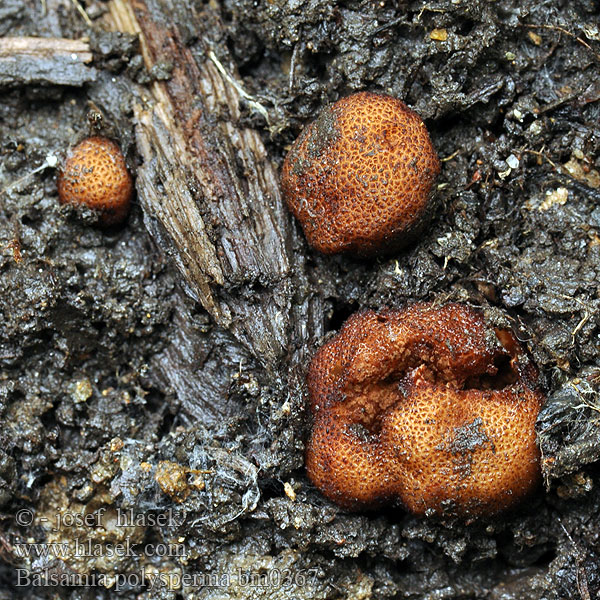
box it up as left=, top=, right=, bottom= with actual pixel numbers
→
left=305, top=303, right=545, bottom=519
left=57, top=136, right=133, bottom=226
left=281, top=91, right=440, bottom=256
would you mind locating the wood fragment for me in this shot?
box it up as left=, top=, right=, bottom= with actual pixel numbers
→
left=0, top=37, right=95, bottom=87
left=107, top=0, right=324, bottom=368
left=0, top=37, right=92, bottom=58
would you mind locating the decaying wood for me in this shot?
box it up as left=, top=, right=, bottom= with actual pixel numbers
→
left=107, top=0, right=323, bottom=369
left=0, top=37, right=95, bottom=87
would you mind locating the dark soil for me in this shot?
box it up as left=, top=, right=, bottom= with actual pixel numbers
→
left=0, top=0, right=599, bottom=599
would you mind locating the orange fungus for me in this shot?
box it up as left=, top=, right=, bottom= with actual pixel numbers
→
left=57, top=136, right=133, bottom=226
left=305, top=303, right=545, bottom=519
left=281, top=92, right=440, bottom=256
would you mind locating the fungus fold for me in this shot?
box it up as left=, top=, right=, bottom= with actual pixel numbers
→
left=306, top=303, right=545, bottom=519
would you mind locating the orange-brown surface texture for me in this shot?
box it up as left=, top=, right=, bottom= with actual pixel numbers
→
left=281, top=91, right=440, bottom=256
left=306, top=303, right=546, bottom=519
left=57, top=136, right=133, bottom=225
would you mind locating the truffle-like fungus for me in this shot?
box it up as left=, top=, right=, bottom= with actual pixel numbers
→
left=281, top=91, right=440, bottom=256
left=57, top=136, right=133, bottom=225
left=306, top=303, right=545, bottom=519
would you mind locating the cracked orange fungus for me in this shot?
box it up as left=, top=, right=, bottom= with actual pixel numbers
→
left=305, top=303, right=545, bottom=519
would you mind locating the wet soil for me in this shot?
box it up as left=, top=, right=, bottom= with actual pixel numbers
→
left=0, top=0, right=599, bottom=599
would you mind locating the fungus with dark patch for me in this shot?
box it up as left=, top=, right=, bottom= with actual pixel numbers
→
left=281, top=91, right=440, bottom=256
left=305, top=303, right=545, bottom=519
